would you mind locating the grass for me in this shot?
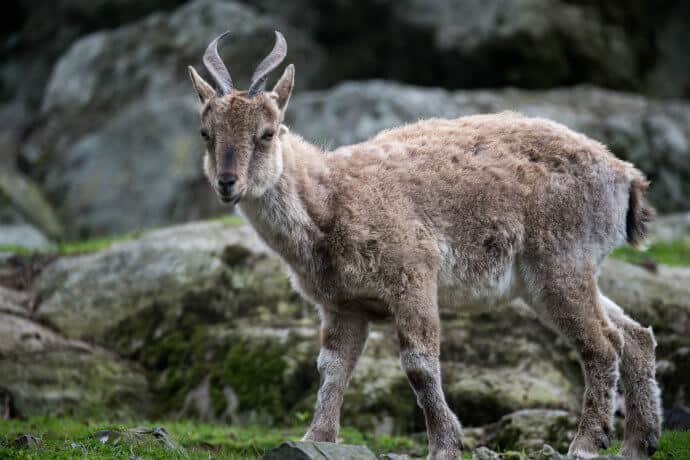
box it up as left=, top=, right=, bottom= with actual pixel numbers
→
left=1, top=417, right=687, bottom=459
left=610, top=240, right=690, bottom=267
left=0, top=417, right=426, bottom=459
left=601, top=430, right=690, bottom=459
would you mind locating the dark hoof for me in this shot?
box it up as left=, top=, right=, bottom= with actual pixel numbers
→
left=595, top=429, right=610, bottom=450
left=643, top=434, right=658, bottom=456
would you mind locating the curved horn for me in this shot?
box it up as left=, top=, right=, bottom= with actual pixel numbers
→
left=203, top=31, right=233, bottom=95
left=247, top=31, right=287, bottom=97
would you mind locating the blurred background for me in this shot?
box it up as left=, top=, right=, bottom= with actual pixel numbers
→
left=1, top=0, right=689, bottom=457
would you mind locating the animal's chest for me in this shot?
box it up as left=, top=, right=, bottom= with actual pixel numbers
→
left=286, top=264, right=390, bottom=318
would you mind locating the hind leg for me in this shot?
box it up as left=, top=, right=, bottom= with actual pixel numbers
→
left=524, top=264, right=622, bottom=458
left=600, top=294, right=661, bottom=459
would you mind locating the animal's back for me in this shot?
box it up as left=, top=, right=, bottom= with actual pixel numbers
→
left=323, top=111, right=647, bottom=306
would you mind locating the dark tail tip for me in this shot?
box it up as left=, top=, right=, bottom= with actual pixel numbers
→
left=626, top=177, right=655, bottom=248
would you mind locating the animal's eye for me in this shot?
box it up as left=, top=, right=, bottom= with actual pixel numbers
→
left=260, top=130, right=274, bottom=142
left=200, top=128, right=210, bottom=141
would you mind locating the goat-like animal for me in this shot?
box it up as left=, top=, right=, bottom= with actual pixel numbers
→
left=188, top=32, right=661, bottom=460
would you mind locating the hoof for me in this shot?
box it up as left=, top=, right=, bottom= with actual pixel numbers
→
left=427, top=447, right=462, bottom=460
left=568, top=436, right=601, bottom=459
left=620, top=433, right=658, bottom=459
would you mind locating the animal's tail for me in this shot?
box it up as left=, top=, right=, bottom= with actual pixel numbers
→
left=626, top=174, right=655, bottom=248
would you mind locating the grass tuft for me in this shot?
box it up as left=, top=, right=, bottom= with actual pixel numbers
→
left=610, top=240, right=690, bottom=267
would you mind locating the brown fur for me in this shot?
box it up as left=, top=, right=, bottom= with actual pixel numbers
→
left=626, top=178, right=655, bottom=248
left=189, top=56, right=661, bottom=459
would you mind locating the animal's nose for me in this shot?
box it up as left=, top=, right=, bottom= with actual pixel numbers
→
left=217, top=173, right=237, bottom=192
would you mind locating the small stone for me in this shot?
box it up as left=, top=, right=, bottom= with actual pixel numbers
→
left=535, top=444, right=568, bottom=460
left=262, top=441, right=377, bottom=460
left=13, top=434, right=41, bottom=449
left=379, top=454, right=411, bottom=460
left=471, top=446, right=501, bottom=460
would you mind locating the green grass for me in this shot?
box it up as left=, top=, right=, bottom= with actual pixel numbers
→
left=0, top=234, right=135, bottom=257
left=610, top=240, right=690, bottom=267
left=0, top=417, right=426, bottom=459
left=601, top=430, right=690, bottom=459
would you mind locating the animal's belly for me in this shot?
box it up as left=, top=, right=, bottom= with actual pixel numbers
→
left=437, top=262, right=519, bottom=311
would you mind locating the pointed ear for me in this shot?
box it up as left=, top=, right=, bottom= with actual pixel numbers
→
left=187, top=66, right=215, bottom=104
left=271, top=64, right=294, bottom=120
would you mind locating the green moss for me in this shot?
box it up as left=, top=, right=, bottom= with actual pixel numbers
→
left=0, top=234, right=135, bottom=257
left=213, top=338, right=288, bottom=415
left=610, top=240, right=690, bottom=267
left=215, top=215, right=246, bottom=227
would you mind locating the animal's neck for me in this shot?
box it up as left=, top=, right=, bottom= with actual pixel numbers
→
left=238, top=131, right=328, bottom=272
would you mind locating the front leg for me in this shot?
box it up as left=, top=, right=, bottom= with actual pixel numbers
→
left=394, top=288, right=463, bottom=460
left=303, top=308, right=369, bottom=442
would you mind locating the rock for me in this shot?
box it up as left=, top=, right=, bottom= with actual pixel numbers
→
left=33, top=220, right=279, bottom=341
left=0, top=224, right=52, bottom=251
left=12, top=434, right=41, bottom=449
left=42, top=95, right=221, bottom=237
left=94, top=426, right=181, bottom=451
left=534, top=445, right=569, bottom=460
left=33, top=220, right=317, bottom=420
left=0, top=169, right=63, bottom=239
left=0, top=0, right=187, bottom=109
left=664, top=405, right=690, bottom=430
left=251, top=0, right=684, bottom=97
left=0, top=285, right=30, bottom=317
left=41, top=0, right=323, bottom=117
left=262, top=441, right=377, bottom=460
left=25, top=0, right=323, bottom=237
left=290, top=82, right=690, bottom=213
left=471, top=447, right=501, bottom=460
left=651, top=212, right=690, bottom=242
left=0, top=312, right=151, bottom=417
left=484, top=409, right=577, bottom=453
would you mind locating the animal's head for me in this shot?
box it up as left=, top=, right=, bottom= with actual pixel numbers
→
left=188, top=31, right=294, bottom=204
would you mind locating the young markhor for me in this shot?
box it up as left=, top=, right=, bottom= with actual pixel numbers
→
left=188, top=32, right=660, bottom=460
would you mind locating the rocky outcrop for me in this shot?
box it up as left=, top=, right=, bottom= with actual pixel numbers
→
left=248, top=0, right=689, bottom=98
left=0, top=299, right=150, bottom=418
left=290, top=82, right=690, bottom=213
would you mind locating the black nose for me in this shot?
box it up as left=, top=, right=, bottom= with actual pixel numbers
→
left=217, top=173, right=237, bottom=193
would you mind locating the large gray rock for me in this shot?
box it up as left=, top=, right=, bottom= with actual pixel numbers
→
left=0, top=312, right=151, bottom=417
left=41, top=0, right=323, bottom=117
left=42, top=95, right=220, bottom=236
left=263, top=441, right=376, bottom=460
left=25, top=0, right=324, bottom=237
left=249, top=0, right=685, bottom=97
left=290, top=82, right=690, bottom=212
left=483, top=409, right=577, bottom=453
left=0, top=0, right=186, bottom=109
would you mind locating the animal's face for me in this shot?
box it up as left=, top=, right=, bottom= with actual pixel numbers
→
left=188, top=31, right=294, bottom=204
